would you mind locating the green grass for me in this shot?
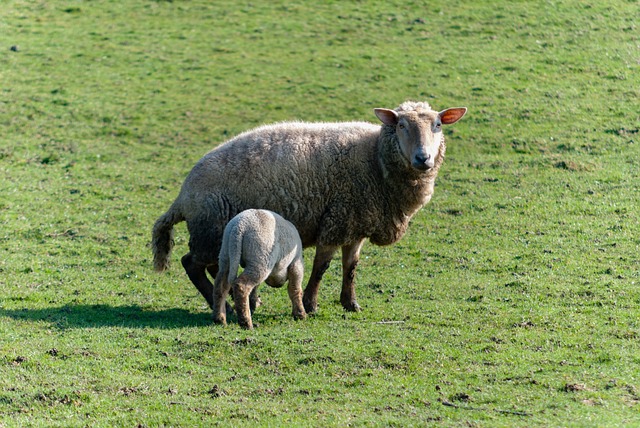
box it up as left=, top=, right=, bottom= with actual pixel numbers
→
left=1, top=0, right=639, bottom=426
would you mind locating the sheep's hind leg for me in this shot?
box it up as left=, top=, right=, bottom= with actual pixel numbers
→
left=340, top=240, right=364, bottom=312
left=181, top=252, right=214, bottom=309
left=303, top=245, right=337, bottom=314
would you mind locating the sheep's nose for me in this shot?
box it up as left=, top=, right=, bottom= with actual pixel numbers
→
left=415, top=153, right=431, bottom=164
left=412, top=152, right=434, bottom=170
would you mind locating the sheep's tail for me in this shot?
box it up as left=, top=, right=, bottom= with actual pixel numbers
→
left=152, top=203, right=185, bottom=272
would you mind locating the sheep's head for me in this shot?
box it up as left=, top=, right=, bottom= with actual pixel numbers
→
left=375, top=102, right=467, bottom=172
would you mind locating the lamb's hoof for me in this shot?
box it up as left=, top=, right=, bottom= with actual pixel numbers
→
left=342, top=301, right=362, bottom=312
left=212, top=315, right=227, bottom=326
left=237, top=315, right=254, bottom=329
left=249, top=297, right=262, bottom=315
left=293, top=310, right=307, bottom=321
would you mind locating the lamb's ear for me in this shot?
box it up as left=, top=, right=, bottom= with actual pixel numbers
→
left=439, top=107, right=467, bottom=125
left=374, top=108, right=399, bottom=126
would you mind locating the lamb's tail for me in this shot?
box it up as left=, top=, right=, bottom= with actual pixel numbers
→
left=151, top=204, right=185, bottom=272
left=225, top=231, right=244, bottom=286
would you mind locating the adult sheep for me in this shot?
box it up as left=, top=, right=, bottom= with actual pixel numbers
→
left=152, top=101, right=467, bottom=313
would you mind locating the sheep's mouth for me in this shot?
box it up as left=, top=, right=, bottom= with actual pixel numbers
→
left=411, top=160, right=434, bottom=171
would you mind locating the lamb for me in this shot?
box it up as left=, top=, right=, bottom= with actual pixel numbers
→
left=152, top=101, right=467, bottom=314
left=212, top=209, right=306, bottom=329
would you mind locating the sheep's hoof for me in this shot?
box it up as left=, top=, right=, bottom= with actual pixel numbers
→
left=303, top=303, right=317, bottom=314
left=302, top=298, right=318, bottom=314
left=342, top=301, right=362, bottom=312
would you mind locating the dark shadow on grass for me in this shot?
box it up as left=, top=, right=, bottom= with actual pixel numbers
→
left=0, top=304, right=212, bottom=329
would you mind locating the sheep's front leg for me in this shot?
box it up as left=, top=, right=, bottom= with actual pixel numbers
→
left=340, top=240, right=364, bottom=312
left=182, top=252, right=214, bottom=308
left=287, top=259, right=307, bottom=320
left=232, top=273, right=259, bottom=330
left=303, top=245, right=338, bottom=314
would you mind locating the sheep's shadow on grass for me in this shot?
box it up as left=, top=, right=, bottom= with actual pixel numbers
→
left=0, top=304, right=212, bottom=329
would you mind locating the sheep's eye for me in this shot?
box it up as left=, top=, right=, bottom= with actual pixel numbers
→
left=398, top=123, right=405, bottom=130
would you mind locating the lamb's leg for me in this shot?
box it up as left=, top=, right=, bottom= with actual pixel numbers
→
left=303, top=245, right=337, bottom=314
left=212, top=269, right=231, bottom=325
left=232, top=272, right=260, bottom=330
left=340, top=240, right=365, bottom=312
left=249, top=288, right=262, bottom=315
left=287, top=259, right=307, bottom=320
left=208, top=263, right=239, bottom=316
left=181, top=252, right=214, bottom=308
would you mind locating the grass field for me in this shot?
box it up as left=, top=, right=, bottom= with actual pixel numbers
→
left=1, top=0, right=639, bottom=426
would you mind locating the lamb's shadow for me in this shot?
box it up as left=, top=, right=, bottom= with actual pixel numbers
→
left=0, top=304, right=211, bottom=329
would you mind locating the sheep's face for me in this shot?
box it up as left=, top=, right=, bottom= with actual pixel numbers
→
left=399, top=110, right=441, bottom=171
left=375, top=105, right=468, bottom=172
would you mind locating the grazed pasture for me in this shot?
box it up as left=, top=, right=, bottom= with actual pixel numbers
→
left=1, top=1, right=639, bottom=426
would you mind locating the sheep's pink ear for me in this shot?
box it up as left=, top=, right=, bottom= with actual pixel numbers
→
left=439, top=107, right=467, bottom=124
left=374, top=108, right=399, bottom=126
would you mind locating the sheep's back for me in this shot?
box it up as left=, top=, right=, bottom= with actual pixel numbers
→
left=179, top=121, right=381, bottom=246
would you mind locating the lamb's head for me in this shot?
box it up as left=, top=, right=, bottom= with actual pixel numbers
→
left=375, top=101, right=467, bottom=172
